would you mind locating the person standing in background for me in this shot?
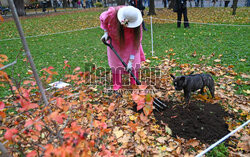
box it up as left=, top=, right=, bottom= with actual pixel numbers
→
left=174, top=0, right=190, bottom=28
left=224, top=0, right=230, bottom=7
left=129, top=0, right=148, bottom=31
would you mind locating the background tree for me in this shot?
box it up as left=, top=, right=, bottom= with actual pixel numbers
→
left=63, top=0, right=68, bottom=8
left=168, top=0, right=176, bottom=9
left=117, top=0, right=125, bottom=5
left=163, top=0, right=167, bottom=8
left=14, top=0, right=25, bottom=16
left=103, top=0, right=107, bottom=7
left=148, top=0, right=156, bottom=15
left=232, top=0, right=238, bottom=15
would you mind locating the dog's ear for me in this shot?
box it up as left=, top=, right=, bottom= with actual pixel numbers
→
left=180, top=76, right=187, bottom=86
left=170, top=74, right=175, bottom=79
left=180, top=76, right=185, bottom=81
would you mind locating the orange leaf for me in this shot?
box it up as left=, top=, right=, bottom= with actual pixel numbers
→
left=0, top=111, right=6, bottom=118
left=0, top=54, right=8, bottom=62
left=0, top=15, right=4, bottom=22
left=44, top=144, right=54, bottom=157
left=108, top=103, right=115, bottom=112
left=143, top=103, right=153, bottom=116
left=187, top=139, right=199, bottom=147
left=128, top=121, right=138, bottom=132
left=138, top=84, right=147, bottom=90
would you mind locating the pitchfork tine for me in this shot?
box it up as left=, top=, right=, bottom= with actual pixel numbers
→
left=154, top=98, right=167, bottom=107
left=153, top=101, right=164, bottom=109
left=154, top=107, right=160, bottom=112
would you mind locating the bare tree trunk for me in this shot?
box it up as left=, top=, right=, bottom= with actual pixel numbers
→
left=232, top=0, right=238, bottom=15
left=117, top=0, right=125, bottom=5
left=0, top=142, right=11, bottom=157
left=148, top=0, right=156, bottom=15
left=13, top=0, right=25, bottom=16
left=163, top=0, right=167, bottom=8
left=103, top=0, right=107, bottom=7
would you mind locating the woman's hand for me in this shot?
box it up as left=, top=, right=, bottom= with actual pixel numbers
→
left=101, top=31, right=109, bottom=42
left=126, top=55, right=134, bottom=72
left=126, top=59, right=133, bottom=72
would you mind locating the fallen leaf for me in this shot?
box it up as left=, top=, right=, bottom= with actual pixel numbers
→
left=214, top=59, right=221, bottom=62
left=113, top=127, right=123, bottom=139
left=165, top=125, right=172, bottom=135
left=140, top=113, right=150, bottom=123
left=187, top=139, right=200, bottom=147
left=241, top=74, right=250, bottom=79
left=156, top=137, right=168, bottom=144
left=108, top=103, right=115, bottom=112
left=0, top=101, right=4, bottom=110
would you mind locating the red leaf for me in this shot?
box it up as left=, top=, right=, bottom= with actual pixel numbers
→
left=0, top=101, right=5, bottom=110
left=56, top=97, right=65, bottom=109
left=132, top=94, right=145, bottom=111
left=24, top=119, right=33, bottom=128
left=49, top=111, right=67, bottom=124
left=19, top=98, right=39, bottom=111
left=34, top=121, right=44, bottom=131
left=4, top=128, right=18, bottom=140
left=44, top=144, right=54, bottom=157
left=140, top=113, right=150, bottom=123
left=26, top=150, right=37, bottom=157
left=71, top=121, right=81, bottom=131
left=73, top=67, right=80, bottom=73
left=47, top=66, right=54, bottom=70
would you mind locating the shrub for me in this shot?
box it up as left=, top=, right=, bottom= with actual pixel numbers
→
left=95, top=2, right=103, bottom=7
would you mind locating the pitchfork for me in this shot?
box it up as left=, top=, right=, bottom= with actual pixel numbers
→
left=102, top=38, right=167, bottom=112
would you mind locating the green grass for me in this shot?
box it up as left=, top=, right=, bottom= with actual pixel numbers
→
left=206, top=143, right=229, bottom=157
left=0, top=8, right=249, bottom=97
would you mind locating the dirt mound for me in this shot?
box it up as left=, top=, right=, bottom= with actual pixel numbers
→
left=154, top=101, right=230, bottom=144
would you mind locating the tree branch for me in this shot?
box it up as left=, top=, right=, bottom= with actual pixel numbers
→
left=0, top=142, right=12, bottom=157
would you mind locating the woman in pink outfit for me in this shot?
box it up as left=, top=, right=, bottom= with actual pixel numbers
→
left=100, top=6, right=145, bottom=91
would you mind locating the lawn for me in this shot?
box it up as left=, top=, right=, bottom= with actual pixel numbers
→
left=1, top=7, right=249, bottom=96
left=0, top=7, right=249, bottom=156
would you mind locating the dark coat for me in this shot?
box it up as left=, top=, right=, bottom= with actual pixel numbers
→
left=129, top=0, right=145, bottom=11
left=174, top=0, right=187, bottom=12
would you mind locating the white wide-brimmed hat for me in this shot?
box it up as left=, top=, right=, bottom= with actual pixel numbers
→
left=117, top=6, right=143, bottom=28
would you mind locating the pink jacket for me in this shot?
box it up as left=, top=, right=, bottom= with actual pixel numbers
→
left=100, top=6, right=145, bottom=74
